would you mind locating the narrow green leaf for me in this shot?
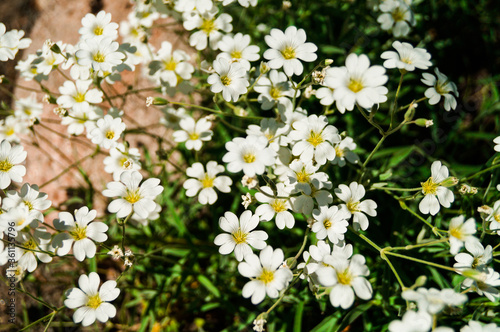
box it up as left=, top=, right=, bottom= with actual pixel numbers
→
left=197, top=275, right=221, bottom=298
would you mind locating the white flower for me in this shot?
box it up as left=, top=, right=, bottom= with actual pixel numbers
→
left=62, top=104, right=101, bottom=136
left=89, top=114, right=126, bottom=150
left=183, top=7, right=232, bottom=51
left=289, top=114, right=341, bottom=165
left=402, top=287, right=467, bottom=315
left=153, top=41, right=194, bottom=87
left=488, top=200, right=500, bottom=234
left=388, top=310, right=432, bottom=332
left=57, top=80, right=103, bottom=109
left=335, top=182, right=377, bottom=231
left=461, top=321, right=500, bottom=332
left=223, top=135, right=276, bottom=177
left=421, top=68, right=459, bottom=111
left=64, top=272, right=120, bottom=326
left=381, top=41, right=432, bottom=71
left=316, top=253, right=372, bottom=309
left=0, top=116, right=30, bottom=143
left=377, top=0, right=415, bottom=37
left=76, top=37, right=125, bottom=73
left=263, top=26, right=317, bottom=76
left=183, top=161, right=232, bottom=205
left=448, top=215, right=481, bottom=255
left=52, top=207, right=107, bottom=261
left=103, top=143, right=141, bottom=181
left=238, top=246, right=293, bottom=304
left=462, top=267, right=500, bottom=302
left=255, top=183, right=294, bottom=229
left=0, top=23, right=31, bottom=61
left=311, top=205, right=350, bottom=244
left=454, top=242, right=492, bottom=271
left=175, top=0, right=213, bottom=13
left=246, top=118, right=291, bottom=152
left=102, top=170, right=164, bottom=218
left=15, top=228, right=53, bottom=272
left=325, top=53, right=388, bottom=113
left=0, top=204, right=38, bottom=235
left=0, top=140, right=27, bottom=189
left=173, top=116, right=213, bottom=151
left=14, top=94, right=43, bottom=121
left=217, top=33, right=260, bottom=71
left=36, top=41, right=67, bottom=75
left=418, top=161, right=455, bottom=215
left=207, top=58, right=249, bottom=102
left=494, top=136, right=500, bottom=152
left=332, top=137, right=359, bottom=167
left=79, top=11, right=119, bottom=41
left=214, top=210, right=268, bottom=261
left=254, top=70, right=295, bottom=112
left=3, top=183, right=51, bottom=223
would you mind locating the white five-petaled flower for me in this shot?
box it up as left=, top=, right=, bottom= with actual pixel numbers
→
left=57, top=79, right=103, bottom=110
left=3, top=183, right=51, bottom=223
left=79, top=11, right=119, bottom=41
left=102, top=170, right=164, bottom=219
left=182, top=7, right=232, bottom=51
left=324, top=53, right=388, bottom=113
left=0, top=140, right=27, bottom=189
left=89, top=114, right=126, bottom=150
left=207, top=58, right=249, bottom=102
left=217, top=33, right=260, bottom=71
left=76, top=37, right=125, bottom=73
left=388, top=310, right=433, bottom=332
left=402, top=287, right=467, bottom=315
left=15, top=228, right=53, bottom=272
left=461, top=321, right=500, bottom=332
left=448, top=215, right=481, bottom=255
left=223, top=135, right=276, bottom=177
left=103, top=143, right=141, bottom=181
left=64, top=272, right=120, bottom=326
left=332, top=137, right=359, bottom=167
left=173, top=116, right=213, bottom=151
left=238, top=245, right=293, bottom=304
left=454, top=242, right=492, bottom=273
left=335, top=182, right=377, bottom=231
left=381, top=41, right=432, bottom=72
left=263, top=26, right=317, bottom=76
left=52, top=207, right=108, bottom=261
left=255, top=183, right=294, bottom=229
left=311, top=205, right=350, bottom=244
left=418, top=160, right=455, bottom=215
left=377, top=0, right=415, bottom=38
left=153, top=41, right=194, bottom=87
left=315, top=253, right=372, bottom=309
left=214, top=210, right=268, bottom=261
left=421, top=68, right=459, bottom=111
left=254, top=70, right=295, bottom=112
left=289, top=114, right=341, bottom=165
left=183, top=161, right=232, bottom=205
left=0, top=23, right=31, bottom=61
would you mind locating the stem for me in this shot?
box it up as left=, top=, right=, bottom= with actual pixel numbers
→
left=372, top=186, right=422, bottom=192
left=167, top=100, right=263, bottom=120
left=461, top=163, right=500, bottom=182
left=383, top=251, right=457, bottom=272
left=362, top=135, right=386, bottom=169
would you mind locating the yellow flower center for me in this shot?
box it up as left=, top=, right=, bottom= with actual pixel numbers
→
left=337, top=269, right=353, bottom=285
left=307, top=131, right=324, bottom=147
left=296, top=168, right=310, bottom=183
left=346, top=200, right=360, bottom=213
left=200, top=18, right=216, bottom=34
left=87, top=294, right=103, bottom=309
left=24, top=239, right=37, bottom=250
left=269, top=86, right=282, bottom=100
left=201, top=174, right=214, bottom=188
left=23, top=201, right=34, bottom=211
left=125, top=189, right=141, bottom=204
left=70, top=226, right=87, bottom=241
left=421, top=177, right=439, bottom=195
left=391, top=7, right=406, bottom=22
left=0, top=159, right=13, bottom=172
left=74, top=92, right=86, bottom=103
left=232, top=228, right=247, bottom=244
left=335, top=146, right=345, bottom=157
left=93, top=51, right=105, bottom=63
left=230, top=50, right=242, bottom=59
left=494, top=214, right=500, bottom=222
left=271, top=200, right=287, bottom=213
left=5, top=128, right=15, bottom=136
left=94, top=26, right=104, bottom=36
left=449, top=227, right=464, bottom=240
left=243, top=153, right=256, bottom=163
left=401, top=57, right=413, bottom=65
left=435, top=81, right=450, bottom=95
left=323, top=219, right=332, bottom=229
left=189, top=132, right=200, bottom=140
left=348, top=79, right=364, bottom=93
left=105, top=131, right=115, bottom=140
left=164, top=58, right=177, bottom=71
left=281, top=46, right=296, bottom=60
left=220, top=75, right=232, bottom=86
left=259, top=269, right=275, bottom=284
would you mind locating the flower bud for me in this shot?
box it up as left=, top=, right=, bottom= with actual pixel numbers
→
left=324, top=59, right=334, bottom=66
left=414, top=118, right=433, bottom=127
left=439, top=176, right=458, bottom=187
left=404, top=107, right=415, bottom=122
left=260, top=61, right=270, bottom=75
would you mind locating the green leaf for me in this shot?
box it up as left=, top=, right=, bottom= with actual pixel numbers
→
left=197, top=275, right=221, bottom=298
left=293, top=301, right=305, bottom=332
left=310, top=314, right=339, bottom=332
left=321, top=45, right=345, bottom=55
left=335, top=302, right=373, bottom=332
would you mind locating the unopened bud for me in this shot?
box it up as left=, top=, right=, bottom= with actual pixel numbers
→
left=324, top=59, right=334, bottom=66
left=259, top=61, right=270, bottom=75
left=404, top=107, right=415, bottom=122
left=413, top=275, right=427, bottom=288
left=50, top=43, right=62, bottom=54
left=204, top=114, right=216, bottom=122
left=234, top=107, right=248, bottom=117
left=439, top=176, right=458, bottom=187
left=147, top=97, right=167, bottom=106
left=415, top=118, right=433, bottom=127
